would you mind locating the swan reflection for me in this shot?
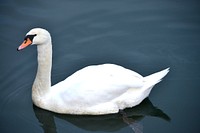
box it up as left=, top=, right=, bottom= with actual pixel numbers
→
left=33, top=98, right=170, bottom=133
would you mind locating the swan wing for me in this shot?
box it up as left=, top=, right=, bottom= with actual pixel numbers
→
left=51, top=64, right=144, bottom=107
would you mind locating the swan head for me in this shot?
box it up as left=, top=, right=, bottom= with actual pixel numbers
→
left=17, top=28, right=51, bottom=51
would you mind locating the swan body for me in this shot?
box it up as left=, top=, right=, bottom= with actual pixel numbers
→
left=18, top=28, right=169, bottom=115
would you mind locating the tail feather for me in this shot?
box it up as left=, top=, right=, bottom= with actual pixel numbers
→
left=144, top=68, right=170, bottom=87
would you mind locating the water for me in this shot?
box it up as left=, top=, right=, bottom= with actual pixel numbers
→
left=0, top=0, right=200, bottom=132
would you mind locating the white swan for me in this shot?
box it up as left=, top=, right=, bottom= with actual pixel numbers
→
left=17, top=28, right=169, bottom=115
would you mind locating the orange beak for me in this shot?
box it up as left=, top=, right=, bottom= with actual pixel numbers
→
left=17, top=38, right=32, bottom=51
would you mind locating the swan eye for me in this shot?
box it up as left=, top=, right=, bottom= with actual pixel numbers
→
left=24, top=34, right=37, bottom=42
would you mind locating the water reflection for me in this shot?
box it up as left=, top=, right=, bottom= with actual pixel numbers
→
left=33, top=98, right=170, bottom=133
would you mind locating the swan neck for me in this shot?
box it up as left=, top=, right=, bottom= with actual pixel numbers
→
left=32, top=41, right=52, bottom=101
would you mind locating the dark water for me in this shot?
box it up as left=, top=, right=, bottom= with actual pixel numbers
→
left=0, top=0, right=200, bottom=133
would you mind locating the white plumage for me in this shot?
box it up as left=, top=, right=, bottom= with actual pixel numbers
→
left=18, top=28, right=169, bottom=115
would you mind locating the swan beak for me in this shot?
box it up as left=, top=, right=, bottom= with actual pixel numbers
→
left=17, top=38, right=32, bottom=51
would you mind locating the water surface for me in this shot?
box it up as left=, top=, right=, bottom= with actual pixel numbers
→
left=0, top=0, right=200, bottom=133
